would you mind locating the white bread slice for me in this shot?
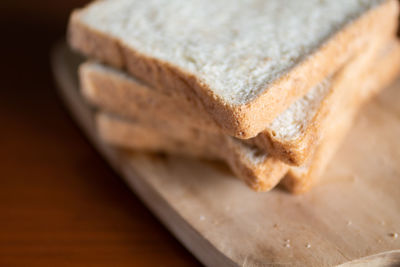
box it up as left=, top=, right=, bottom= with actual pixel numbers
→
left=91, top=40, right=400, bottom=192
left=97, top=113, right=288, bottom=191
left=79, top=19, right=397, bottom=167
left=68, top=0, right=398, bottom=138
left=246, top=22, right=398, bottom=165
left=282, top=41, right=400, bottom=193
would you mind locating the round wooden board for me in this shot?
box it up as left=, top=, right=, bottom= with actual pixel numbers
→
left=52, top=43, right=400, bottom=267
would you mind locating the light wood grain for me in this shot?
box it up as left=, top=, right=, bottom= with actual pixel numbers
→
left=53, top=43, right=400, bottom=267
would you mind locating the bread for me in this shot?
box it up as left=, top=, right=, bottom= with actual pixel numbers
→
left=282, top=41, right=400, bottom=193
left=246, top=24, right=398, bottom=165
left=79, top=18, right=397, bottom=166
left=69, top=0, right=398, bottom=138
left=97, top=113, right=289, bottom=191
left=89, top=40, right=400, bottom=192
left=80, top=62, right=216, bottom=133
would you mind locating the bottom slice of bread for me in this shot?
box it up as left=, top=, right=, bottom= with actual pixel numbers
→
left=97, top=113, right=289, bottom=191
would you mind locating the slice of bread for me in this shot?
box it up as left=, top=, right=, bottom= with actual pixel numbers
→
left=90, top=40, right=400, bottom=192
left=97, top=113, right=288, bottom=191
left=79, top=19, right=397, bottom=166
left=69, top=0, right=398, bottom=138
left=282, top=41, right=400, bottom=193
left=246, top=24, right=398, bottom=165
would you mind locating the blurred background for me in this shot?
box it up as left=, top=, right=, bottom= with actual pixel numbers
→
left=0, top=1, right=200, bottom=266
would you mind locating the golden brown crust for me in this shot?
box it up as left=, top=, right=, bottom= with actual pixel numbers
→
left=91, top=40, right=400, bottom=193
left=68, top=0, right=399, bottom=139
left=96, top=113, right=289, bottom=192
left=96, top=113, right=222, bottom=159
left=80, top=62, right=217, bottom=132
left=281, top=41, right=400, bottom=194
left=80, top=12, right=397, bottom=168
left=246, top=16, right=399, bottom=166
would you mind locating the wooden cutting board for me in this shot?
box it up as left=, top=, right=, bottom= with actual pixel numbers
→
left=52, top=43, right=400, bottom=267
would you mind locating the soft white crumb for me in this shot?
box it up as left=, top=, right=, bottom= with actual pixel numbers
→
left=284, top=243, right=291, bottom=248
left=81, top=0, right=381, bottom=104
left=306, top=243, right=311, bottom=248
left=347, top=220, right=352, bottom=226
left=199, top=215, right=205, bottom=221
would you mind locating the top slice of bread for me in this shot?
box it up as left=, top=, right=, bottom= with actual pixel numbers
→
left=79, top=12, right=398, bottom=167
left=68, top=0, right=397, bottom=138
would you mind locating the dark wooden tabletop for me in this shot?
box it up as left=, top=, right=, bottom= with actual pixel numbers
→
left=0, top=1, right=200, bottom=266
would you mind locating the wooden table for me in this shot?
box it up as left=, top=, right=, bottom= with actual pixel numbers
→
left=0, top=1, right=200, bottom=266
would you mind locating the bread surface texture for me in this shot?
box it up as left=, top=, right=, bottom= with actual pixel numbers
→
left=80, top=15, right=397, bottom=167
left=81, top=62, right=330, bottom=165
left=69, top=0, right=397, bottom=138
left=96, top=113, right=289, bottom=192
left=85, top=40, right=400, bottom=192
left=283, top=41, right=400, bottom=193
left=80, top=62, right=216, bottom=132
left=73, top=0, right=385, bottom=104
left=249, top=23, right=398, bottom=165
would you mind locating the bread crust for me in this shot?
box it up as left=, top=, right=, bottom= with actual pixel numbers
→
left=69, top=0, right=398, bottom=139
left=247, top=22, right=398, bottom=165
left=80, top=63, right=216, bottom=132
left=90, top=40, right=400, bottom=192
left=79, top=16, right=397, bottom=167
left=97, top=113, right=289, bottom=192
left=281, top=41, right=400, bottom=193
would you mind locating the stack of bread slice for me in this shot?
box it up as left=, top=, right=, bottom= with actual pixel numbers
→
left=68, top=0, right=400, bottom=193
